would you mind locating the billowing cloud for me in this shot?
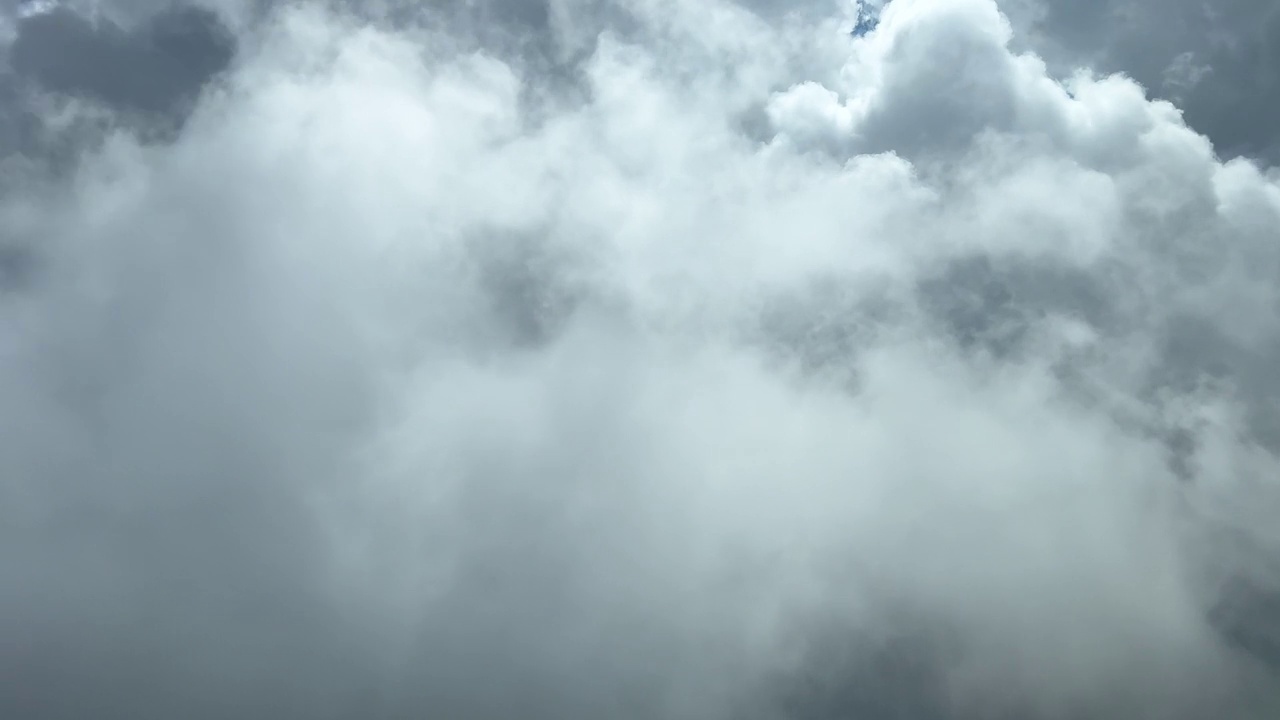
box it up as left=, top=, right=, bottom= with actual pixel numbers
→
left=2, top=1, right=1279, bottom=718
left=1003, top=0, right=1280, bottom=165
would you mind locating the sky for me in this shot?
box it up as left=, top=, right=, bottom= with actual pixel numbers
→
left=1, top=0, right=1279, bottom=718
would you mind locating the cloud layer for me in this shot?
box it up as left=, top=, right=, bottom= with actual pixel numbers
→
left=2, top=1, right=1279, bottom=718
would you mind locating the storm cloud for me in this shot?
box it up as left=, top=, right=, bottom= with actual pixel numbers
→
left=1, top=1, right=1279, bottom=719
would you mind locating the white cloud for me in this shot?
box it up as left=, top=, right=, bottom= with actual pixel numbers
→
left=2, top=0, right=1279, bottom=717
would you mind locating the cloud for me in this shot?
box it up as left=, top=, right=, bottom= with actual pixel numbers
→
left=2, top=0, right=1279, bottom=718
left=1004, top=0, right=1280, bottom=165
left=9, top=5, right=233, bottom=112
left=0, top=1, right=236, bottom=200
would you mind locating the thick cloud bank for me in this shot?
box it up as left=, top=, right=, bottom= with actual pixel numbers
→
left=2, top=1, right=1280, bottom=718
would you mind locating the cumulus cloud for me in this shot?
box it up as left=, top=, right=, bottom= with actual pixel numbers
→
left=2, top=0, right=1279, bottom=718
left=1004, top=0, right=1280, bottom=165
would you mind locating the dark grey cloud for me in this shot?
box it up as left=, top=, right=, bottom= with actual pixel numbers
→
left=0, top=1, right=235, bottom=207
left=9, top=5, right=234, bottom=115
